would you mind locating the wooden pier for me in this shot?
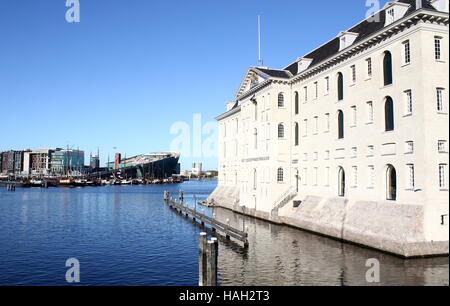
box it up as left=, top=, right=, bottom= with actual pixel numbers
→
left=164, top=193, right=249, bottom=248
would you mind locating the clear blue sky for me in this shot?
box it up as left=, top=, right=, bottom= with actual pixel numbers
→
left=0, top=0, right=390, bottom=170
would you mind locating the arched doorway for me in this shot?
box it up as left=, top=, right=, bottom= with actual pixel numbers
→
left=338, top=167, right=345, bottom=197
left=386, top=165, right=397, bottom=201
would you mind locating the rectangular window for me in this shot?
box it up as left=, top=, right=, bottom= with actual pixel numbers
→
left=367, top=145, right=374, bottom=157
left=407, top=164, right=415, bottom=189
left=351, top=147, right=357, bottom=158
left=366, top=58, right=372, bottom=78
left=303, top=119, right=308, bottom=136
left=303, top=168, right=308, bottom=186
left=325, top=150, right=330, bottom=160
left=403, top=40, right=411, bottom=64
left=367, top=101, right=374, bottom=123
left=351, top=65, right=356, bottom=84
left=406, top=141, right=414, bottom=154
left=439, top=164, right=447, bottom=189
left=325, top=77, right=330, bottom=95
left=435, top=37, right=442, bottom=60
left=314, top=116, right=318, bottom=134
left=314, top=167, right=318, bottom=186
left=314, top=152, right=318, bottom=160
left=304, top=86, right=308, bottom=102
left=387, top=8, right=395, bottom=24
left=314, top=82, right=318, bottom=99
left=437, top=88, right=444, bottom=112
left=368, top=165, right=375, bottom=188
left=325, top=113, right=330, bottom=132
left=351, top=106, right=357, bottom=126
left=405, top=90, right=413, bottom=115
left=303, top=153, right=308, bottom=162
left=352, top=166, right=358, bottom=187
left=438, top=140, right=447, bottom=153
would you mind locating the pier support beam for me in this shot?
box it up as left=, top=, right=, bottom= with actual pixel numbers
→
left=198, top=232, right=208, bottom=286
left=206, top=239, right=218, bottom=286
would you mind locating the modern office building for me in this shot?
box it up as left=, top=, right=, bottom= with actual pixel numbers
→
left=90, top=154, right=100, bottom=169
left=210, top=0, right=449, bottom=257
left=50, top=150, right=85, bottom=176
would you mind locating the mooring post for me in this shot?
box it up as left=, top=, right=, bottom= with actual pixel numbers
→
left=206, top=240, right=218, bottom=286
left=211, top=237, right=218, bottom=284
left=198, top=232, right=208, bottom=286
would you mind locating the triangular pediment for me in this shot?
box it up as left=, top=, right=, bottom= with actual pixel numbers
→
left=235, top=67, right=270, bottom=99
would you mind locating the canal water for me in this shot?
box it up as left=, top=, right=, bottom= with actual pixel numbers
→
left=0, top=180, right=448, bottom=286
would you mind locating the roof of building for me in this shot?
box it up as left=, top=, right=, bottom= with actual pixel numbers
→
left=282, top=0, right=438, bottom=75
left=255, top=68, right=292, bottom=79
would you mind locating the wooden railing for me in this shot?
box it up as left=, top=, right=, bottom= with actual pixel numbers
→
left=164, top=196, right=249, bottom=248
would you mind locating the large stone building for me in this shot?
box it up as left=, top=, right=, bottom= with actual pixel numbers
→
left=210, top=0, right=449, bottom=257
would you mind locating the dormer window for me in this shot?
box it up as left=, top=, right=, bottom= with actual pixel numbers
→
left=430, top=0, right=450, bottom=13
left=338, top=31, right=359, bottom=51
left=387, top=8, right=395, bottom=24
left=383, top=2, right=410, bottom=26
left=297, top=58, right=313, bottom=73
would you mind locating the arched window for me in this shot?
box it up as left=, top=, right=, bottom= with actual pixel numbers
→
left=277, top=168, right=284, bottom=183
left=338, top=167, right=345, bottom=197
left=278, top=93, right=285, bottom=108
left=383, top=51, right=393, bottom=86
left=386, top=165, right=397, bottom=201
left=337, top=72, right=344, bottom=101
left=295, top=122, right=299, bottom=146
left=294, top=92, right=299, bottom=115
left=254, top=128, right=258, bottom=149
left=278, top=123, right=285, bottom=139
left=337, top=110, right=344, bottom=139
left=385, top=96, right=394, bottom=131
left=253, top=169, right=257, bottom=190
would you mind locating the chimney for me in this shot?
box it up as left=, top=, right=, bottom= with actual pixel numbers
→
left=416, top=0, right=422, bottom=9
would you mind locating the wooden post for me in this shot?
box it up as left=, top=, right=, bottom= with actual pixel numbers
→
left=206, top=239, right=218, bottom=286
left=198, top=232, right=208, bottom=286
left=211, top=237, right=218, bottom=285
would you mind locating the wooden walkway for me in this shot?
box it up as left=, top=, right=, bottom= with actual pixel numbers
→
left=164, top=196, right=249, bottom=248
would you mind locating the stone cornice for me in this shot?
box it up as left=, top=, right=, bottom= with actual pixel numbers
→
left=215, top=105, right=241, bottom=121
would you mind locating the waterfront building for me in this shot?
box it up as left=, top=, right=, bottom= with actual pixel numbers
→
left=191, top=162, right=203, bottom=176
left=0, top=150, right=24, bottom=175
left=50, top=150, right=85, bottom=176
left=1, top=152, right=8, bottom=174
left=114, top=153, right=122, bottom=170
left=210, top=0, right=449, bottom=257
left=22, top=148, right=60, bottom=176
left=106, top=152, right=180, bottom=179
left=90, top=153, right=100, bottom=169
left=13, top=151, right=24, bottom=174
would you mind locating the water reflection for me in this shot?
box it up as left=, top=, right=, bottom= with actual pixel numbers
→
left=212, top=207, right=449, bottom=286
left=0, top=181, right=447, bottom=286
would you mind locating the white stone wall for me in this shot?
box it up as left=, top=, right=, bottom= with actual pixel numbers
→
left=215, top=15, right=449, bottom=247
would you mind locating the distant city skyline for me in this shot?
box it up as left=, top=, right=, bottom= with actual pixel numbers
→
left=0, top=0, right=392, bottom=170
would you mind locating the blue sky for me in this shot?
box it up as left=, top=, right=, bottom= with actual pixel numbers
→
left=0, top=0, right=390, bottom=170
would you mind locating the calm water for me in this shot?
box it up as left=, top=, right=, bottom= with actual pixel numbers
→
left=0, top=181, right=448, bottom=286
